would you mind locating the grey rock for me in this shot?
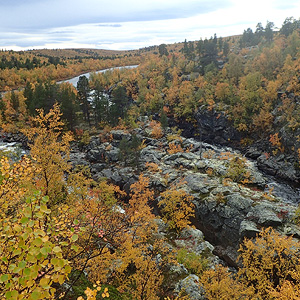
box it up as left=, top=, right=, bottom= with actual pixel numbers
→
left=172, top=157, right=196, bottom=169
left=245, top=147, right=262, bottom=159
left=283, top=224, right=300, bottom=238
left=239, top=220, right=260, bottom=239
left=226, top=193, right=253, bottom=212
left=110, top=130, right=131, bottom=141
left=247, top=206, right=282, bottom=227
left=100, top=168, right=114, bottom=180
left=90, top=163, right=106, bottom=173
left=106, top=148, right=120, bottom=162
left=86, top=147, right=106, bottom=162
left=140, top=146, right=164, bottom=163
left=169, top=264, right=189, bottom=277
left=224, top=216, right=243, bottom=229
left=175, top=227, right=215, bottom=256
left=213, top=245, right=239, bottom=267
left=175, top=275, right=204, bottom=300
left=185, top=173, right=216, bottom=194
left=164, top=152, right=182, bottom=162
left=111, top=171, right=122, bottom=183
left=69, top=151, right=90, bottom=167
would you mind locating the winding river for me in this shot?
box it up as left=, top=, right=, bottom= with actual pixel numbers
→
left=57, top=65, right=138, bottom=86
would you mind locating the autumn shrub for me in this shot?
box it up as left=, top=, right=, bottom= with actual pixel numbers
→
left=238, top=227, right=300, bottom=299
left=166, top=130, right=183, bottom=143
left=22, top=103, right=74, bottom=204
left=200, top=227, right=300, bottom=299
left=269, top=132, right=285, bottom=155
left=145, top=162, right=161, bottom=173
left=167, top=142, right=183, bottom=154
left=158, top=185, right=195, bottom=232
left=77, top=281, right=109, bottom=300
left=200, top=265, right=255, bottom=300
left=79, top=130, right=91, bottom=147
left=202, top=150, right=215, bottom=159
left=149, top=120, right=163, bottom=139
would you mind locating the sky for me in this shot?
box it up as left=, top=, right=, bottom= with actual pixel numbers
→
left=0, top=0, right=299, bottom=51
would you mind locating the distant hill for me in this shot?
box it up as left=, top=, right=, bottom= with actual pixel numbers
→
left=29, top=48, right=134, bottom=59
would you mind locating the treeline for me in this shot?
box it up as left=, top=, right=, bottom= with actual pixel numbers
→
left=0, top=66, right=140, bottom=132
left=0, top=50, right=141, bottom=91
left=240, top=17, right=300, bottom=47
left=2, top=16, right=300, bottom=140
left=85, top=17, right=300, bottom=141
left=2, top=15, right=300, bottom=142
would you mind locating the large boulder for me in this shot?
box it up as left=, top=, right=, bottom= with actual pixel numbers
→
left=175, top=275, right=205, bottom=300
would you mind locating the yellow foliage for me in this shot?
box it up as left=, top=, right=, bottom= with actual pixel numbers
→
left=225, top=155, right=252, bottom=184
left=238, top=227, right=300, bottom=299
left=158, top=185, right=195, bottom=232
left=77, top=284, right=109, bottom=300
left=22, top=103, right=73, bottom=204
left=269, top=132, right=285, bottom=153
left=201, top=265, right=255, bottom=300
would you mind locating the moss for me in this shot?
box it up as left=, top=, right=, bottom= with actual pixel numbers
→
left=176, top=248, right=209, bottom=277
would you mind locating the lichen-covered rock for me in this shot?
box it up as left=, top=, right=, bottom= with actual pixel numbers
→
left=239, top=220, right=260, bottom=239
left=175, top=275, right=205, bottom=300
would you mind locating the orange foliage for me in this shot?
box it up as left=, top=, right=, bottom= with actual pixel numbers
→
left=238, top=228, right=300, bottom=299
left=145, top=162, right=161, bottom=173
left=149, top=120, right=163, bottom=139
left=269, top=132, right=284, bottom=154
left=167, top=142, right=183, bottom=154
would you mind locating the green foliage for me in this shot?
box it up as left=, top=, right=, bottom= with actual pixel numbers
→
left=77, top=75, right=91, bottom=126
left=0, top=193, right=72, bottom=299
left=158, top=44, right=169, bottom=57
left=110, top=85, right=128, bottom=126
left=176, top=249, right=208, bottom=276
left=225, top=156, right=251, bottom=184
left=118, top=134, right=142, bottom=167
left=160, top=110, right=168, bottom=131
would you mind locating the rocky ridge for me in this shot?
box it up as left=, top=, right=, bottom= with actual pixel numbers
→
left=69, top=123, right=300, bottom=278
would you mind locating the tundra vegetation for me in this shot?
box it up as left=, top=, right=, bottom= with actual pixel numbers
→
left=1, top=16, right=300, bottom=299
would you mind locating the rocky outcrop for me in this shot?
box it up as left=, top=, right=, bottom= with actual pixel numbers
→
left=69, top=126, right=300, bottom=270
left=174, top=109, right=241, bottom=147
left=175, top=275, right=204, bottom=300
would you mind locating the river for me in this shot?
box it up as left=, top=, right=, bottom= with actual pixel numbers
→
left=0, top=65, right=138, bottom=97
left=57, top=65, right=138, bottom=86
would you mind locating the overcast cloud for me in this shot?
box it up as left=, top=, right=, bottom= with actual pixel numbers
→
left=1, top=0, right=299, bottom=50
